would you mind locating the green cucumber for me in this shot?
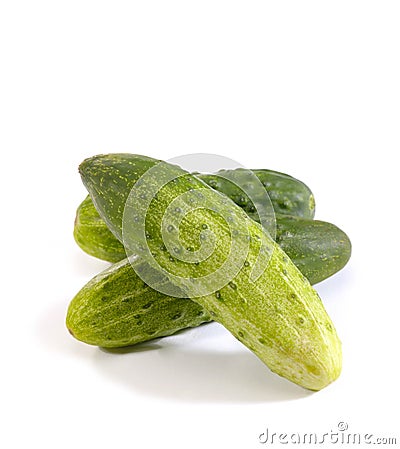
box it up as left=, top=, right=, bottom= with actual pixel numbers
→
left=276, top=216, right=351, bottom=285
left=74, top=195, right=350, bottom=284
left=74, top=195, right=128, bottom=263
left=198, top=169, right=315, bottom=220
left=67, top=258, right=211, bottom=348
left=77, top=153, right=342, bottom=390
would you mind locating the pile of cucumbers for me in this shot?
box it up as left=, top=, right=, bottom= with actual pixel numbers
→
left=67, top=154, right=351, bottom=391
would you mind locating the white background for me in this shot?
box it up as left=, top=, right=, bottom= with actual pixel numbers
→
left=1, top=1, right=399, bottom=448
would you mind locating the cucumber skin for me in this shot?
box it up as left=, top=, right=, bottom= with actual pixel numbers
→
left=199, top=169, right=315, bottom=220
left=276, top=216, right=351, bottom=285
left=67, top=258, right=211, bottom=348
left=74, top=195, right=350, bottom=284
left=78, top=154, right=342, bottom=390
left=74, top=196, right=129, bottom=263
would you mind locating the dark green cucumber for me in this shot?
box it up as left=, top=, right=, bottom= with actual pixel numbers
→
left=67, top=258, right=211, bottom=348
left=74, top=196, right=350, bottom=284
left=198, top=169, right=315, bottom=220
left=276, top=216, right=351, bottom=285
left=78, top=153, right=342, bottom=390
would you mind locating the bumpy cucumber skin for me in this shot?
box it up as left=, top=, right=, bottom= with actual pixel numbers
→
left=74, top=196, right=128, bottom=262
left=74, top=196, right=350, bottom=284
left=78, top=154, right=342, bottom=391
left=66, top=258, right=211, bottom=348
left=198, top=169, right=315, bottom=220
left=276, top=216, right=351, bottom=285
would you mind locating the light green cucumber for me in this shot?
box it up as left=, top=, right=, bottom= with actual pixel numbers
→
left=77, top=153, right=342, bottom=390
left=74, top=195, right=128, bottom=263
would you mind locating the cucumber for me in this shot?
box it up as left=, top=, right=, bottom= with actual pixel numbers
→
left=74, top=196, right=350, bottom=284
left=67, top=258, right=211, bottom=348
left=276, top=216, right=351, bottom=285
left=78, top=153, right=342, bottom=390
left=198, top=168, right=315, bottom=220
left=74, top=195, right=128, bottom=263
